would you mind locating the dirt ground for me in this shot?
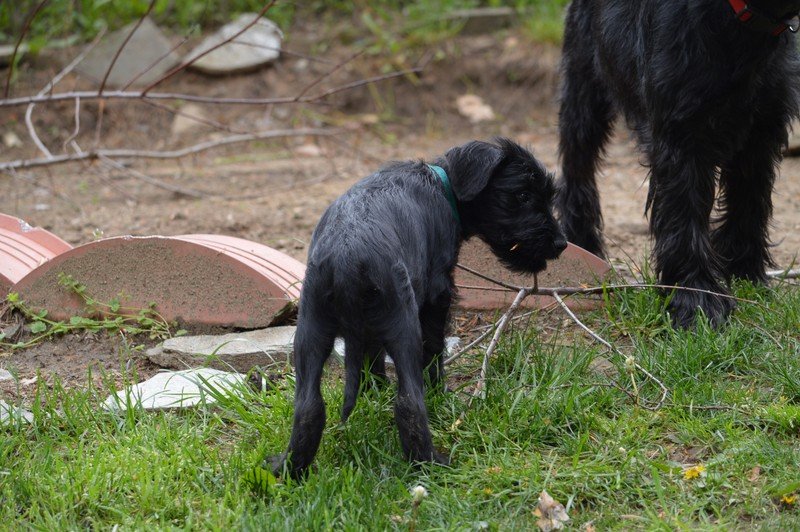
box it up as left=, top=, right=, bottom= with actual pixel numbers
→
left=1, top=22, right=799, bottom=398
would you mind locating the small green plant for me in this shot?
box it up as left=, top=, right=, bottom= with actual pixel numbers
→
left=1, top=273, right=184, bottom=350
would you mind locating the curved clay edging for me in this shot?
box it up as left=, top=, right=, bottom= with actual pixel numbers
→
left=455, top=241, right=612, bottom=310
left=12, top=234, right=305, bottom=329
left=0, top=213, right=72, bottom=296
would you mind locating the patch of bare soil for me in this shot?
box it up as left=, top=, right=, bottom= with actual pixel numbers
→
left=1, top=21, right=798, bottom=395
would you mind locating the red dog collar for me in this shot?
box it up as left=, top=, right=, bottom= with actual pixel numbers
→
left=728, top=0, right=800, bottom=35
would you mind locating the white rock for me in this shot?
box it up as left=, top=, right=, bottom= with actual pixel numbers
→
left=0, top=369, right=13, bottom=382
left=0, top=399, right=33, bottom=424
left=185, top=14, right=283, bottom=75
left=147, top=326, right=296, bottom=373
left=103, top=368, right=246, bottom=411
left=2, top=131, right=22, bottom=148
left=456, top=94, right=496, bottom=123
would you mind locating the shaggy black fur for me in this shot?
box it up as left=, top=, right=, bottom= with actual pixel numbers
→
left=557, top=0, right=800, bottom=328
left=269, top=138, right=566, bottom=479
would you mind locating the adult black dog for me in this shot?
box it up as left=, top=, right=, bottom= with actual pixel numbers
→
left=557, top=0, right=800, bottom=328
left=269, top=138, right=566, bottom=479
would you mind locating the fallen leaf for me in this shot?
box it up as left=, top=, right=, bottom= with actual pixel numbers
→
left=748, top=466, right=761, bottom=483
left=456, top=94, right=496, bottom=123
left=20, top=376, right=38, bottom=386
left=535, top=490, right=570, bottom=531
left=781, top=493, right=797, bottom=506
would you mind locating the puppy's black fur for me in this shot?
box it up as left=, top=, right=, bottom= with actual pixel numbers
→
left=557, top=0, right=800, bottom=328
left=269, top=138, right=566, bottom=479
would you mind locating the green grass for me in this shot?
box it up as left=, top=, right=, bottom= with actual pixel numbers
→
left=0, top=1, right=570, bottom=52
left=2, top=278, right=799, bottom=529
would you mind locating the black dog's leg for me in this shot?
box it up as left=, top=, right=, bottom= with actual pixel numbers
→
left=342, top=338, right=388, bottom=422
left=420, top=301, right=449, bottom=391
left=557, top=13, right=616, bottom=257
left=714, top=122, right=785, bottom=284
left=341, top=334, right=366, bottom=423
left=270, top=300, right=335, bottom=479
left=384, top=305, right=448, bottom=466
left=648, top=147, right=734, bottom=329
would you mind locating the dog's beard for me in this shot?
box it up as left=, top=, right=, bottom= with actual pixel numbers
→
left=485, top=238, right=550, bottom=274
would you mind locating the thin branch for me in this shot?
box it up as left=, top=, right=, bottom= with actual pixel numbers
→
left=141, top=2, right=277, bottom=94
left=0, top=128, right=334, bottom=172
left=552, top=291, right=668, bottom=410
left=293, top=50, right=364, bottom=101
left=3, top=0, right=48, bottom=98
left=0, top=68, right=423, bottom=108
left=767, top=268, right=800, bottom=279
left=120, top=35, right=191, bottom=91
left=25, top=27, right=107, bottom=159
left=471, top=275, right=538, bottom=402
left=62, top=96, right=81, bottom=152
left=98, top=0, right=157, bottom=95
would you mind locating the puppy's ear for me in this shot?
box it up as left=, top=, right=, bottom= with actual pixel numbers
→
left=445, top=141, right=503, bottom=201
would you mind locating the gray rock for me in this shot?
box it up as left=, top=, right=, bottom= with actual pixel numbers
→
left=147, top=326, right=296, bottom=373
left=0, top=43, right=28, bottom=67
left=0, top=399, right=33, bottom=424
left=445, top=7, right=517, bottom=34
left=76, top=17, right=180, bottom=88
left=103, top=368, right=246, bottom=411
left=185, top=14, right=282, bottom=75
left=0, top=369, right=13, bottom=382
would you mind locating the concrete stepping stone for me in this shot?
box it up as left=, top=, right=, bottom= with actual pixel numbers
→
left=185, top=14, right=282, bottom=75
left=0, top=43, right=28, bottom=67
left=0, top=213, right=72, bottom=296
left=455, top=241, right=612, bottom=310
left=75, top=17, right=180, bottom=88
left=103, top=368, right=246, bottom=411
left=12, top=234, right=304, bottom=329
left=0, top=399, right=34, bottom=424
left=147, top=326, right=295, bottom=373
left=444, top=7, right=517, bottom=34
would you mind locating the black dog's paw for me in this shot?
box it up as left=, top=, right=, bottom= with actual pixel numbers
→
left=667, top=288, right=736, bottom=330
left=432, top=450, right=451, bottom=467
left=266, top=453, right=289, bottom=478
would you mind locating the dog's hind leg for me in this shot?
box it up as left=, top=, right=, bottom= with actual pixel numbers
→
left=270, top=295, right=336, bottom=479
left=714, top=117, right=787, bottom=284
left=556, top=10, right=616, bottom=257
left=383, top=265, right=449, bottom=466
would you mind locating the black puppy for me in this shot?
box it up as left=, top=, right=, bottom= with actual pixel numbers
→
left=557, top=0, right=800, bottom=328
left=270, top=138, right=566, bottom=479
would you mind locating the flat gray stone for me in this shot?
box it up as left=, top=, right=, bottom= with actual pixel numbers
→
left=0, top=399, right=33, bottom=424
left=147, top=326, right=295, bottom=373
left=0, top=43, right=28, bottom=66
left=0, top=369, right=13, bottom=382
left=445, top=7, right=517, bottom=34
left=103, top=368, right=246, bottom=411
left=185, top=14, right=282, bottom=75
left=76, top=17, right=180, bottom=88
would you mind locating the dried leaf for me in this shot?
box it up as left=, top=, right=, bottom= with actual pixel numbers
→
left=748, top=466, right=761, bottom=483
left=535, top=490, right=570, bottom=531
